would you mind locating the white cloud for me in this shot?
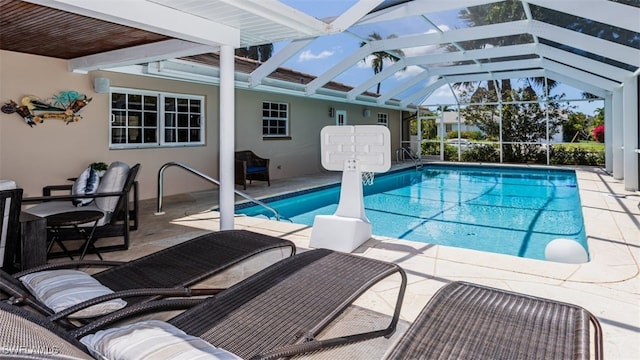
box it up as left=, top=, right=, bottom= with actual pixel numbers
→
left=298, top=49, right=335, bottom=62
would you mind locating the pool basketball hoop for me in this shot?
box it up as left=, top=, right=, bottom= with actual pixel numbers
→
left=310, top=125, right=391, bottom=252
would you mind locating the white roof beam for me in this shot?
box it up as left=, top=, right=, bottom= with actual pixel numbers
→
left=530, top=20, right=639, bottom=67
left=358, top=0, right=502, bottom=25
left=544, top=70, right=609, bottom=98
left=347, top=59, right=408, bottom=100
left=526, top=0, right=640, bottom=33
left=536, top=44, right=631, bottom=83
left=329, top=0, right=385, bottom=32
left=377, top=72, right=435, bottom=105
left=350, top=58, right=541, bottom=101
left=306, top=20, right=531, bottom=95
left=69, top=39, right=217, bottom=73
left=24, top=0, right=240, bottom=47
left=540, top=59, right=620, bottom=91
left=405, top=69, right=546, bottom=107
left=249, top=38, right=315, bottom=87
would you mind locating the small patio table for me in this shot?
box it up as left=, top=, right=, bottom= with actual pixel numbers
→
left=45, top=210, right=104, bottom=260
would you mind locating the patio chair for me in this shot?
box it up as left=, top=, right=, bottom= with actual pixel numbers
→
left=1, top=230, right=296, bottom=324
left=22, top=162, right=140, bottom=258
left=235, top=150, right=270, bottom=190
left=385, top=281, right=603, bottom=360
left=66, top=248, right=407, bottom=360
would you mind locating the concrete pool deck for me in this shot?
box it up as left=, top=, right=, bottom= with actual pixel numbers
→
left=103, top=164, right=639, bottom=359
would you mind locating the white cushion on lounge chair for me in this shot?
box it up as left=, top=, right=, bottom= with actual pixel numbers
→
left=20, top=269, right=127, bottom=318
left=80, top=320, right=243, bottom=360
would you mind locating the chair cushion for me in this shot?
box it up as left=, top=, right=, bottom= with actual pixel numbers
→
left=72, top=167, right=101, bottom=207
left=246, top=166, right=266, bottom=173
left=95, top=161, right=129, bottom=212
left=19, top=270, right=127, bottom=318
left=80, top=320, right=243, bottom=360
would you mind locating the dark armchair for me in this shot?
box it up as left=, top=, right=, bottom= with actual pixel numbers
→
left=235, top=150, right=270, bottom=190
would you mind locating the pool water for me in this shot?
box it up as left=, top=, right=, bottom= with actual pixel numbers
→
left=236, top=165, right=588, bottom=260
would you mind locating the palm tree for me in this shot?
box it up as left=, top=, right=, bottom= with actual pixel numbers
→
left=360, top=32, right=405, bottom=94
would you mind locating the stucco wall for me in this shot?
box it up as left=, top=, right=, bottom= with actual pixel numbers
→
left=1, top=50, right=402, bottom=200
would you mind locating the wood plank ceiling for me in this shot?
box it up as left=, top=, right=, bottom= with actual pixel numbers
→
left=0, top=0, right=171, bottom=59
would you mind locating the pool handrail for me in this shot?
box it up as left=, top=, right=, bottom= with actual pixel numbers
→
left=396, top=147, right=423, bottom=169
left=155, top=161, right=281, bottom=221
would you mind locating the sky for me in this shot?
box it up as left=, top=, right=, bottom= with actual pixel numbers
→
left=276, top=0, right=604, bottom=116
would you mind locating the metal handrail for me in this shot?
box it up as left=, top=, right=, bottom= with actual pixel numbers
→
left=155, top=161, right=281, bottom=221
left=396, top=147, right=423, bottom=169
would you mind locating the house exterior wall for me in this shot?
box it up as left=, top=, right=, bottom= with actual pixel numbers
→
left=0, top=50, right=401, bottom=200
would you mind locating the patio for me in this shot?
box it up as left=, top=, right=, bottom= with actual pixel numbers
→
left=96, top=164, right=639, bottom=359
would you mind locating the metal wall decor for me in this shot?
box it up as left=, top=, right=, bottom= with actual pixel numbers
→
left=1, top=91, right=91, bottom=127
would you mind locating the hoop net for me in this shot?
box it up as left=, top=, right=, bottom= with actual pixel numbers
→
left=361, top=171, right=375, bottom=186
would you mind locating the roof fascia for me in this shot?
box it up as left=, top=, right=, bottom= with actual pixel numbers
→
left=24, top=0, right=240, bottom=47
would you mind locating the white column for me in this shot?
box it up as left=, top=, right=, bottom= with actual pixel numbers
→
left=622, top=76, right=639, bottom=191
left=612, top=87, right=624, bottom=180
left=219, top=45, right=235, bottom=230
left=604, top=93, right=613, bottom=173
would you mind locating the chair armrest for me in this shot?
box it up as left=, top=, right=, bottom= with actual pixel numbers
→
left=49, top=287, right=225, bottom=322
left=12, top=260, right=126, bottom=277
left=22, top=190, right=125, bottom=204
left=42, top=184, right=73, bottom=196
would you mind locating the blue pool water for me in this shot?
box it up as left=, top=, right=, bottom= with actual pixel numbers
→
left=236, top=165, right=588, bottom=260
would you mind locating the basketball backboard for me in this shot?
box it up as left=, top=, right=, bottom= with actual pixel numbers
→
left=320, top=125, right=391, bottom=173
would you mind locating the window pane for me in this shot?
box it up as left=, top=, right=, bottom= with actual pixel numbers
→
left=112, top=128, right=126, bottom=143
left=128, top=128, right=142, bottom=143
left=189, top=115, right=200, bottom=127
left=143, top=96, right=157, bottom=111
left=112, top=93, right=126, bottom=109
left=190, top=129, right=200, bottom=142
left=165, top=97, right=175, bottom=111
left=178, top=129, right=188, bottom=142
left=145, top=112, right=157, bottom=127
left=128, top=112, right=141, bottom=126
left=144, top=129, right=157, bottom=142
left=178, top=113, right=188, bottom=127
left=128, top=94, right=142, bottom=110
left=189, top=100, right=201, bottom=113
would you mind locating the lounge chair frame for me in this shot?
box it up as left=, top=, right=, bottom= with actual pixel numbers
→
left=385, top=281, right=603, bottom=360
left=1, top=230, right=296, bottom=323
left=73, top=249, right=408, bottom=360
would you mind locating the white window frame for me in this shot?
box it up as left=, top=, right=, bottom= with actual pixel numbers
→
left=109, top=87, right=205, bottom=149
left=262, top=101, right=289, bottom=137
left=377, top=112, right=389, bottom=127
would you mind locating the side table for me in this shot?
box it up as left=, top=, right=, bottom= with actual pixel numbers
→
left=46, top=210, right=104, bottom=260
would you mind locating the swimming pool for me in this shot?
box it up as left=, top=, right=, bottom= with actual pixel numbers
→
left=236, top=165, right=588, bottom=260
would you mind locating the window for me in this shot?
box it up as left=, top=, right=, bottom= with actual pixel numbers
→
left=377, top=112, right=389, bottom=127
left=262, top=101, right=288, bottom=137
left=110, top=88, right=204, bottom=148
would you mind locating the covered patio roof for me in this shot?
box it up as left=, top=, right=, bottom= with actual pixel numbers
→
left=1, top=0, right=638, bottom=192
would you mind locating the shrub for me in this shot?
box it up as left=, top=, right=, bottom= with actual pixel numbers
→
left=592, top=124, right=604, bottom=143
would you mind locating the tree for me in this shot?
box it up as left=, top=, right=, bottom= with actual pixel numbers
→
left=235, top=44, right=273, bottom=63
left=360, top=32, right=405, bottom=94
left=460, top=86, right=569, bottom=163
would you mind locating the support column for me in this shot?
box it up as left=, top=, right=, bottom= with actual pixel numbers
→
left=219, top=45, right=235, bottom=230
left=612, top=87, right=624, bottom=180
left=622, top=76, right=639, bottom=191
left=604, top=93, right=613, bottom=173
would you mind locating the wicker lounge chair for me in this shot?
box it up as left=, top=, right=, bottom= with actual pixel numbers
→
left=66, top=248, right=407, bottom=359
left=385, top=281, right=603, bottom=360
left=1, top=230, right=295, bottom=322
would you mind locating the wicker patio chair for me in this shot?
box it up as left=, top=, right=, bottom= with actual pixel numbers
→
left=1, top=230, right=295, bottom=324
left=385, top=281, right=603, bottom=360
left=70, top=248, right=407, bottom=360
